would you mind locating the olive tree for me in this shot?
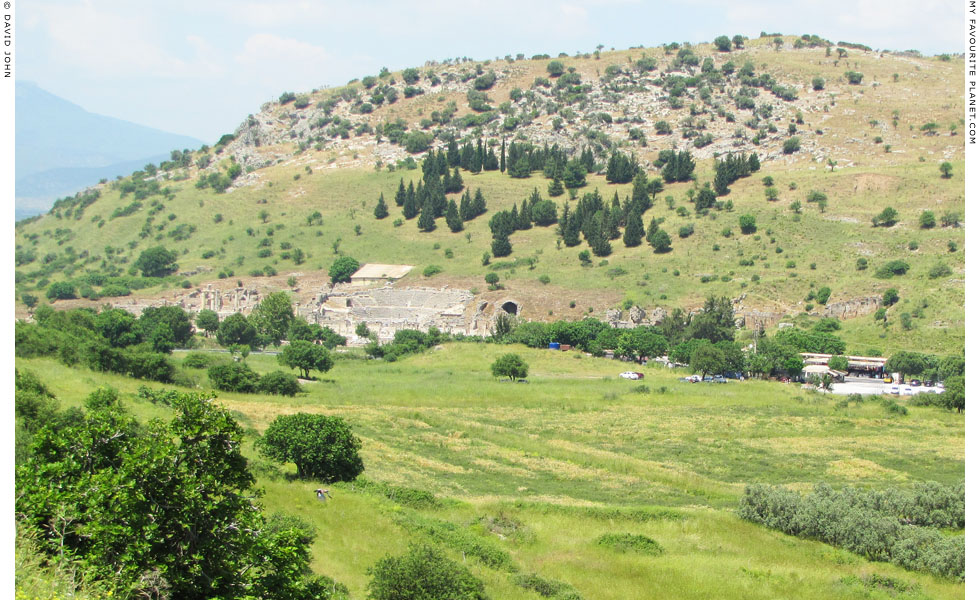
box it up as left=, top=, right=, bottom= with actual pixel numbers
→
left=491, top=353, right=529, bottom=381
left=278, top=340, right=334, bottom=379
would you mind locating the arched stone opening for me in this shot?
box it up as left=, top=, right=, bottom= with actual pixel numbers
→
left=501, top=301, right=519, bottom=315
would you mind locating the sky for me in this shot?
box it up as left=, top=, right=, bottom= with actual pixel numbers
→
left=15, top=0, right=964, bottom=143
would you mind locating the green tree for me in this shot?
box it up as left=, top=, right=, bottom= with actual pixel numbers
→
left=259, top=413, right=364, bottom=481
left=939, top=161, right=953, bottom=178
left=739, top=214, right=757, bottom=234
left=252, top=291, right=294, bottom=344
left=816, top=286, right=831, bottom=304
left=714, top=35, right=732, bottom=52
left=355, top=322, right=371, bottom=338
left=872, top=206, right=899, bottom=227
left=782, top=137, right=801, bottom=154
left=195, top=309, right=220, bottom=337
left=942, top=375, right=965, bottom=412
left=491, top=353, right=529, bottom=381
left=546, top=60, right=565, bottom=77
left=623, top=210, right=644, bottom=247
left=367, top=543, right=487, bottom=600
left=919, top=210, right=936, bottom=229
left=691, top=344, right=725, bottom=377
left=417, top=201, right=436, bottom=232
left=216, top=312, right=258, bottom=348
left=329, top=256, right=361, bottom=284
left=278, top=340, right=334, bottom=379
left=257, top=371, right=302, bottom=396
left=828, top=355, right=849, bottom=371
left=46, top=281, right=76, bottom=300
left=139, top=306, right=193, bottom=347
left=135, top=246, right=179, bottom=277
left=650, top=229, right=672, bottom=253
left=374, top=193, right=389, bottom=219
left=485, top=272, right=500, bottom=290
left=208, top=361, right=260, bottom=392
left=17, top=389, right=336, bottom=599
left=882, top=288, right=899, bottom=306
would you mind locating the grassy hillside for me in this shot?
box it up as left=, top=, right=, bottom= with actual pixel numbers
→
left=16, top=342, right=965, bottom=598
left=13, top=34, right=966, bottom=357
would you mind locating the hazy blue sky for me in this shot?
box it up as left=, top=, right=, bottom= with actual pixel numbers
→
left=18, top=0, right=963, bottom=142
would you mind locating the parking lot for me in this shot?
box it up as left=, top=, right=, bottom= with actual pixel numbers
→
left=828, top=377, right=944, bottom=396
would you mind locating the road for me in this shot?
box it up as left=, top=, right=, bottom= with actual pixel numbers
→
left=828, top=377, right=944, bottom=397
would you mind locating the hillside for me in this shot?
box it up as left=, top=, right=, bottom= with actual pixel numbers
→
left=15, top=81, right=204, bottom=217
left=13, top=34, right=965, bottom=355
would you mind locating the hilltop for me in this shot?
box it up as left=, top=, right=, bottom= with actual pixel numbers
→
left=14, top=34, right=965, bottom=355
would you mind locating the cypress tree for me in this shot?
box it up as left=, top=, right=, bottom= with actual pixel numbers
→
left=447, top=139, right=460, bottom=167
left=491, top=236, right=512, bottom=257
left=395, top=178, right=406, bottom=206
left=623, top=209, right=643, bottom=247
left=472, top=188, right=487, bottom=216
left=484, top=145, right=499, bottom=171
left=631, top=171, right=650, bottom=212
left=547, top=177, right=564, bottom=197
left=403, top=182, right=419, bottom=219
left=460, top=142, right=474, bottom=172
left=517, top=200, right=533, bottom=230
left=510, top=204, right=519, bottom=228
left=748, top=152, right=761, bottom=172
left=645, top=215, right=660, bottom=245
left=459, top=189, right=472, bottom=221
left=430, top=179, right=447, bottom=218
left=604, top=206, right=621, bottom=240
left=374, top=193, right=389, bottom=219
left=590, top=213, right=612, bottom=257
left=446, top=200, right=464, bottom=232
left=563, top=211, right=581, bottom=247
left=499, top=139, right=507, bottom=172
left=417, top=199, right=436, bottom=232
left=436, top=149, right=448, bottom=176
left=450, top=168, right=464, bottom=193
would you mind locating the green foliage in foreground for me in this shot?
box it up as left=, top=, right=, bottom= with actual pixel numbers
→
left=367, top=543, right=488, bottom=600
left=595, top=533, right=665, bottom=555
left=738, top=483, right=964, bottom=579
left=16, top=388, right=339, bottom=599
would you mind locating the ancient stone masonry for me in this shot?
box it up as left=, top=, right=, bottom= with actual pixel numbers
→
left=296, top=284, right=492, bottom=342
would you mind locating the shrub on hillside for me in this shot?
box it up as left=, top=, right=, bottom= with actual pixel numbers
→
left=207, top=362, right=259, bottom=393
left=367, top=543, right=488, bottom=600
left=259, top=413, right=363, bottom=482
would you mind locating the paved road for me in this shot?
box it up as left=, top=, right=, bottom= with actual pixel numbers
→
left=829, top=377, right=944, bottom=396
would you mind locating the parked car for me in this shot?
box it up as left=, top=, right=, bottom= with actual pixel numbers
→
left=619, top=372, right=639, bottom=380
left=714, top=376, right=728, bottom=384
left=937, top=381, right=945, bottom=389
left=883, top=376, right=893, bottom=383
left=686, top=375, right=701, bottom=383
left=704, top=375, right=714, bottom=382
left=910, top=379, right=922, bottom=387
left=924, top=380, right=934, bottom=387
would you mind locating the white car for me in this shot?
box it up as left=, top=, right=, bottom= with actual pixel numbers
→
left=619, top=371, right=639, bottom=380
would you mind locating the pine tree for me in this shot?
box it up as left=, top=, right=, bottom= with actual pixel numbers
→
left=472, top=188, right=487, bottom=216
left=623, top=209, right=644, bottom=247
left=417, top=200, right=436, bottom=232
left=491, top=236, right=512, bottom=257
left=460, top=142, right=474, bottom=171
left=645, top=215, right=660, bottom=245
left=632, top=171, right=650, bottom=212
left=374, top=193, right=389, bottom=219
left=450, top=168, right=464, bottom=193
left=459, top=189, right=472, bottom=221
left=403, top=182, right=419, bottom=219
left=590, top=213, right=612, bottom=257
left=429, top=179, right=447, bottom=218
left=604, top=206, right=621, bottom=240
left=547, top=177, right=564, bottom=197
left=395, top=178, right=406, bottom=206
left=447, top=139, right=460, bottom=168
left=484, top=145, right=499, bottom=171
left=563, top=211, right=581, bottom=247
left=446, top=199, right=464, bottom=232
left=748, top=153, right=761, bottom=172
left=517, top=200, right=533, bottom=230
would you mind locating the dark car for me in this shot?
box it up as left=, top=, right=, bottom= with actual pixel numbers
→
left=910, top=379, right=922, bottom=387
left=924, top=380, right=934, bottom=387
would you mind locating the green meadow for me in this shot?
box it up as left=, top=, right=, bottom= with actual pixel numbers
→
left=17, top=341, right=965, bottom=599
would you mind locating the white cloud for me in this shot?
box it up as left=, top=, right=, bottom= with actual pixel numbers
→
left=234, top=33, right=337, bottom=89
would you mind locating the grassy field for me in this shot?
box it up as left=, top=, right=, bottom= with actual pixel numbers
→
left=17, top=341, right=965, bottom=599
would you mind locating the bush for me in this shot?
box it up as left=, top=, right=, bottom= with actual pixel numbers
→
left=423, top=265, right=442, bottom=277
left=928, top=262, right=952, bottom=279
left=856, top=257, right=868, bottom=270
left=259, top=413, right=363, bottom=481
left=739, top=215, right=757, bottom=234
left=882, top=288, right=899, bottom=306
left=596, top=533, right=665, bottom=556
left=782, top=137, right=801, bottom=154
left=183, top=352, right=217, bottom=369
left=511, top=573, right=582, bottom=599
left=207, top=362, right=259, bottom=393
left=46, top=281, right=76, bottom=300
left=367, top=543, right=487, bottom=600
left=257, top=370, right=302, bottom=396
left=872, top=206, right=899, bottom=227
left=739, top=483, right=964, bottom=579
left=135, top=246, right=179, bottom=278
left=875, top=260, right=910, bottom=278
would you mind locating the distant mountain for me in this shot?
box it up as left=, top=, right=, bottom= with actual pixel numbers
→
left=15, top=81, right=204, bottom=216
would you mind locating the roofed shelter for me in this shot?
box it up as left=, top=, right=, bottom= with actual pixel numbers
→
left=349, top=264, right=413, bottom=286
